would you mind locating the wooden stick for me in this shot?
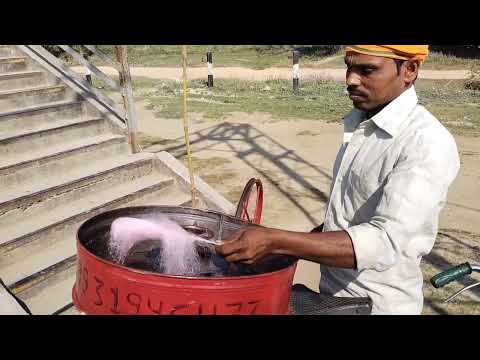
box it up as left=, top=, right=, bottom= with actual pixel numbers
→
left=182, top=45, right=198, bottom=207
left=114, top=45, right=141, bottom=153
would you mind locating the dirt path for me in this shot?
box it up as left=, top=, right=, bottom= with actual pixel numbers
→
left=72, top=66, right=472, bottom=82
left=134, top=100, right=480, bottom=314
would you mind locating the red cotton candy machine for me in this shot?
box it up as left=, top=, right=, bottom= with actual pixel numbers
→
left=72, top=206, right=297, bottom=315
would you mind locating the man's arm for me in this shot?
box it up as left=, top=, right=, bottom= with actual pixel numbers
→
left=215, top=226, right=357, bottom=268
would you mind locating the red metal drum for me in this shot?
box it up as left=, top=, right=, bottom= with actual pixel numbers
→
left=72, top=206, right=297, bottom=315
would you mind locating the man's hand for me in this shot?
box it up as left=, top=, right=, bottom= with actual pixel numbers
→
left=215, top=226, right=357, bottom=269
left=215, top=226, right=279, bottom=265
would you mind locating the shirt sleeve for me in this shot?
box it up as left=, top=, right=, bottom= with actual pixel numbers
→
left=346, top=132, right=460, bottom=272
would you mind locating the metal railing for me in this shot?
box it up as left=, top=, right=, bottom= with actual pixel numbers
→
left=22, top=45, right=140, bottom=153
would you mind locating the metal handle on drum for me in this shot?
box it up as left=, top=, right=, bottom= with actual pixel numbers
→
left=235, top=178, right=263, bottom=225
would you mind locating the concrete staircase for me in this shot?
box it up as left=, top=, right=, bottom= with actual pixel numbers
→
left=0, top=45, right=235, bottom=315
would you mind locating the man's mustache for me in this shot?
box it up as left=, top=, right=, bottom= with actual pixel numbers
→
left=347, top=87, right=367, bottom=97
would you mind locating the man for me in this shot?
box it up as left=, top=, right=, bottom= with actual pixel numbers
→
left=215, top=45, right=460, bottom=315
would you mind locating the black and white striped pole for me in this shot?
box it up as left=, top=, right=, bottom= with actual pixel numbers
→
left=207, top=51, right=213, bottom=87
left=293, top=50, right=300, bottom=92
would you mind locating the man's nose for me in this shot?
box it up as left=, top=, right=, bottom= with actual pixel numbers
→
left=346, top=70, right=361, bottom=87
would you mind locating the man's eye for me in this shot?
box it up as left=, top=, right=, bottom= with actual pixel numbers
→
left=361, top=68, right=374, bottom=76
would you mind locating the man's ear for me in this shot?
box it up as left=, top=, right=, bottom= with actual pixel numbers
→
left=404, top=57, right=420, bottom=84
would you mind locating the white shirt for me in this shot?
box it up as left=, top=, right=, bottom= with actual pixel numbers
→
left=320, top=86, right=460, bottom=315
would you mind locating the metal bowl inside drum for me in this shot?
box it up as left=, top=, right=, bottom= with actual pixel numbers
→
left=73, top=206, right=297, bottom=315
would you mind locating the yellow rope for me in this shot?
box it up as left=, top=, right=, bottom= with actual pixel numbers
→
left=181, top=45, right=197, bottom=208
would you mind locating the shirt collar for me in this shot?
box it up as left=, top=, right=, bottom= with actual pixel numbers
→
left=343, top=86, right=418, bottom=138
left=343, top=108, right=365, bottom=134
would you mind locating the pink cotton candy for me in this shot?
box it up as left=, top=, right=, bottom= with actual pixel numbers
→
left=108, top=215, right=203, bottom=276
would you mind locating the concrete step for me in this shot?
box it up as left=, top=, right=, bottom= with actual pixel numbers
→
left=0, top=56, right=28, bottom=73
left=0, top=133, right=129, bottom=189
left=9, top=256, right=77, bottom=296
left=0, top=70, right=50, bottom=91
left=127, top=181, right=200, bottom=208
left=58, top=305, right=83, bottom=315
left=9, top=184, right=193, bottom=315
left=0, top=173, right=181, bottom=286
left=0, top=116, right=107, bottom=161
left=14, top=259, right=77, bottom=315
left=0, top=152, right=157, bottom=233
left=0, top=84, right=75, bottom=112
left=0, top=99, right=84, bottom=133
left=0, top=46, right=18, bottom=57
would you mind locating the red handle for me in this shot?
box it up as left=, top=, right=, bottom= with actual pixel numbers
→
left=235, top=178, right=263, bottom=225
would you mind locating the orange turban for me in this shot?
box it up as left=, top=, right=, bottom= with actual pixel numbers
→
left=345, top=45, right=429, bottom=65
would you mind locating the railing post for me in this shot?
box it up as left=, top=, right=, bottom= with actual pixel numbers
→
left=114, top=45, right=140, bottom=153
left=85, top=67, right=92, bottom=85
left=82, top=48, right=92, bottom=85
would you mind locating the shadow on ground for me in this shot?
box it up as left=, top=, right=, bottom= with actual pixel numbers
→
left=151, top=122, right=332, bottom=227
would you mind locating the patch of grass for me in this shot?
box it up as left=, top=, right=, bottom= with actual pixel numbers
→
left=69, top=45, right=478, bottom=72
left=224, top=187, right=245, bottom=204
left=201, top=172, right=238, bottom=188
left=178, top=156, right=245, bottom=205
left=93, top=45, right=296, bottom=70
left=416, top=79, right=480, bottom=136
left=297, top=130, right=322, bottom=136
left=182, top=156, right=232, bottom=173
left=465, top=65, right=480, bottom=90
left=91, top=45, right=350, bottom=70
left=422, top=51, right=480, bottom=70
left=134, top=77, right=352, bottom=123
left=302, top=52, right=346, bottom=69
left=138, top=133, right=179, bottom=148
left=133, top=76, right=480, bottom=135
left=178, top=156, right=238, bottom=198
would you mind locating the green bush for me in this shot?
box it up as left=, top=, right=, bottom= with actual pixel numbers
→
left=294, top=45, right=343, bottom=57
left=430, top=45, right=480, bottom=59
left=254, top=45, right=342, bottom=57
left=464, top=66, right=480, bottom=90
